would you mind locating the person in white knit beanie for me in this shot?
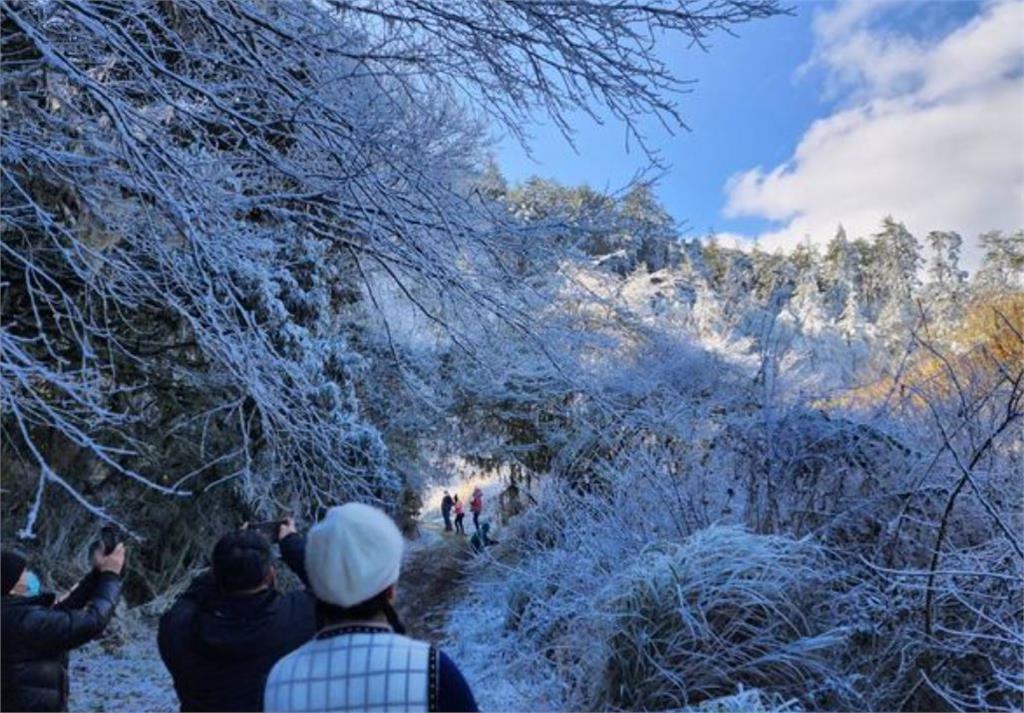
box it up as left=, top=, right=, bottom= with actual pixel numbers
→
left=304, top=503, right=405, bottom=610
left=264, top=503, right=479, bottom=712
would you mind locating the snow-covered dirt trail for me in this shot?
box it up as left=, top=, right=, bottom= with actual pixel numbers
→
left=396, top=519, right=474, bottom=642
left=403, top=472, right=506, bottom=642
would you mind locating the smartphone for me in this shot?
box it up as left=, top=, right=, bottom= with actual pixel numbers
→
left=249, top=520, right=286, bottom=543
left=93, top=525, right=123, bottom=556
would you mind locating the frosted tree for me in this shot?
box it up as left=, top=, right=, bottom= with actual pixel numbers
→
left=788, top=261, right=828, bottom=336
left=823, top=225, right=857, bottom=317
left=974, top=230, right=1024, bottom=294
left=1, top=0, right=783, bottom=537
left=871, top=217, right=923, bottom=350
left=923, top=230, right=968, bottom=330
left=682, top=239, right=726, bottom=337
left=619, top=183, right=678, bottom=272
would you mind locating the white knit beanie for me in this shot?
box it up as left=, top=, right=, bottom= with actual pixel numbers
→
left=304, top=503, right=404, bottom=608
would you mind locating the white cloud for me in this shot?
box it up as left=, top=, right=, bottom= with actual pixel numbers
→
left=724, top=0, right=1024, bottom=269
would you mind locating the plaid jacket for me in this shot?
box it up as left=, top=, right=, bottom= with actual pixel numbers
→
left=263, top=626, right=438, bottom=712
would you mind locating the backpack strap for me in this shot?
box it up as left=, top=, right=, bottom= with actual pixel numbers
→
left=428, top=645, right=439, bottom=713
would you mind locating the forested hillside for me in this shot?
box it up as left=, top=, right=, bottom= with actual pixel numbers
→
left=1, top=1, right=1020, bottom=712
left=443, top=184, right=1023, bottom=711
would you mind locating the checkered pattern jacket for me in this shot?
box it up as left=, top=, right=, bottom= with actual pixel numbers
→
left=263, top=626, right=438, bottom=712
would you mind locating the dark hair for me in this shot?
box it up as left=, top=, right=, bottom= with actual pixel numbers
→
left=317, top=588, right=405, bottom=634
left=2, top=550, right=27, bottom=595
left=212, top=529, right=272, bottom=593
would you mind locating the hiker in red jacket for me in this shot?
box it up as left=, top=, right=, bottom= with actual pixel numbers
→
left=470, top=487, right=484, bottom=533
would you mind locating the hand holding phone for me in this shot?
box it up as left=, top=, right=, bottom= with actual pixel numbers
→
left=90, top=525, right=126, bottom=574
left=247, top=518, right=293, bottom=543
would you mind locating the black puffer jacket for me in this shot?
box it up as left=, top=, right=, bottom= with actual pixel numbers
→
left=1, top=570, right=122, bottom=712
left=158, top=534, right=316, bottom=712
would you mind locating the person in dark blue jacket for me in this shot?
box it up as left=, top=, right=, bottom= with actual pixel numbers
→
left=441, top=491, right=454, bottom=532
left=158, top=519, right=315, bottom=712
left=470, top=521, right=499, bottom=554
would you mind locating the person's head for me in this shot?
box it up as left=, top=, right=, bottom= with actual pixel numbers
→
left=212, top=529, right=274, bottom=594
left=304, top=503, right=404, bottom=624
left=453, top=494, right=459, bottom=502
left=2, top=550, right=40, bottom=597
left=482, top=522, right=491, bottom=536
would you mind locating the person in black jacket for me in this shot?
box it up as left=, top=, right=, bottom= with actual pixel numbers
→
left=158, top=518, right=316, bottom=712
left=1, top=544, right=126, bottom=712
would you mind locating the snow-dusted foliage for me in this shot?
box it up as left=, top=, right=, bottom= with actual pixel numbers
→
left=0, top=0, right=783, bottom=578
left=2, top=1, right=1020, bottom=711
left=445, top=267, right=1022, bottom=711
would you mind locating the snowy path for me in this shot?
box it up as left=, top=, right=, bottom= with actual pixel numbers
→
left=397, top=520, right=474, bottom=642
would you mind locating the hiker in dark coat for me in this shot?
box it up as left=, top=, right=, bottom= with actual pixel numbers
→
left=441, top=490, right=454, bottom=532
left=1, top=544, right=126, bottom=712
left=470, top=522, right=498, bottom=554
left=158, top=519, right=316, bottom=712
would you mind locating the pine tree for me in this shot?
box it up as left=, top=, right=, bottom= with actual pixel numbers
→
left=871, top=217, right=922, bottom=346
left=619, top=184, right=676, bottom=272
left=974, top=230, right=1024, bottom=294
left=823, top=224, right=860, bottom=320
left=924, top=230, right=968, bottom=329
left=789, top=260, right=828, bottom=336
left=477, top=159, right=509, bottom=200
left=681, top=239, right=724, bottom=337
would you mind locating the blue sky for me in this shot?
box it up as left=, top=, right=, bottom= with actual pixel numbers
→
left=493, top=1, right=1020, bottom=265
left=495, top=4, right=823, bottom=237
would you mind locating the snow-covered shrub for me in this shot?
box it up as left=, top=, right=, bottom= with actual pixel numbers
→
left=691, top=688, right=801, bottom=712
left=452, top=506, right=858, bottom=711
left=594, top=527, right=851, bottom=711
left=448, top=302, right=1022, bottom=711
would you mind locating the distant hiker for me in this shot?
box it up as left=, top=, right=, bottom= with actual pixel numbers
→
left=264, top=503, right=479, bottom=712
left=453, top=495, right=466, bottom=535
left=441, top=490, right=454, bottom=532
left=470, top=487, right=484, bottom=532
left=158, top=519, right=316, bottom=712
left=470, top=522, right=498, bottom=554
left=1, top=543, right=126, bottom=712
left=499, top=480, right=523, bottom=526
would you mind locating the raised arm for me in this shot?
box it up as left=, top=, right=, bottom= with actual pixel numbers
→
left=277, top=518, right=310, bottom=587
left=54, top=569, right=100, bottom=611
left=29, top=571, right=122, bottom=655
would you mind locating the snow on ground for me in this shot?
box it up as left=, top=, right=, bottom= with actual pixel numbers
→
left=443, top=567, right=558, bottom=712
left=418, top=468, right=545, bottom=710
left=419, top=470, right=544, bottom=710
left=70, top=632, right=176, bottom=712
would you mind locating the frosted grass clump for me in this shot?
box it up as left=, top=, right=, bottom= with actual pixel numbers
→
left=593, top=526, right=852, bottom=711
left=692, top=687, right=801, bottom=712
